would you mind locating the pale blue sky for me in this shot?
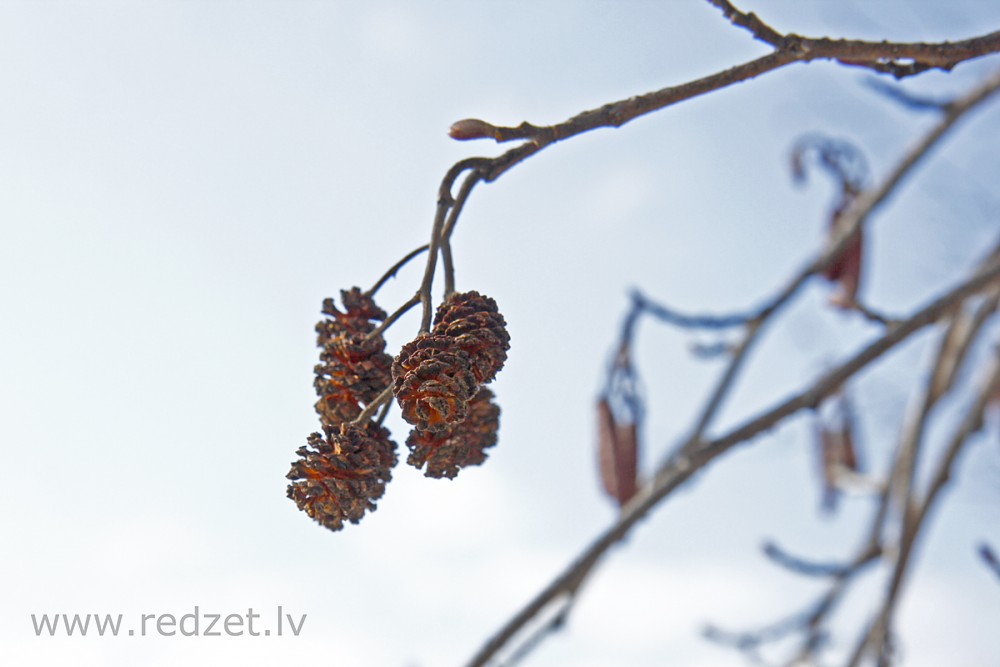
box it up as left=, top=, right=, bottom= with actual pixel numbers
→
left=2, top=2, right=999, bottom=666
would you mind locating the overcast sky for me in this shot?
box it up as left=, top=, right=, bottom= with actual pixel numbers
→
left=2, top=2, right=1000, bottom=666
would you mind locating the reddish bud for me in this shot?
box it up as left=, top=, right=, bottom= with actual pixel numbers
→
left=449, top=118, right=497, bottom=141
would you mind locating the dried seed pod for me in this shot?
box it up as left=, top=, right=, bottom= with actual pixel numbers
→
left=597, top=397, right=639, bottom=507
left=314, top=389, right=363, bottom=425
left=320, top=287, right=387, bottom=335
left=432, top=291, right=510, bottom=384
left=789, top=136, right=868, bottom=310
left=315, top=331, right=393, bottom=406
left=286, top=422, right=398, bottom=532
left=823, top=225, right=864, bottom=309
left=406, top=387, right=501, bottom=479
left=313, top=288, right=393, bottom=429
left=392, top=334, right=478, bottom=431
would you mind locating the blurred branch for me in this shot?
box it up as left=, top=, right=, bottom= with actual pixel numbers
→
left=865, top=79, right=954, bottom=112
left=979, top=543, right=1000, bottom=582
left=710, top=483, right=891, bottom=666
left=706, top=239, right=1000, bottom=666
left=629, top=290, right=757, bottom=329
left=762, top=540, right=866, bottom=578
left=467, top=255, right=1000, bottom=666
left=847, top=344, right=1000, bottom=666
left=704, top=535, right=883, bottom=660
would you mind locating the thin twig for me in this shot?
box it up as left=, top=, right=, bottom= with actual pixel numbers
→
left=762, top=540, right=864, bottom=578
left=410, top=159, right=489, bottom=335
left=979, top=543, right=1000, bottom=582
left=851, top=300, right=899, bottom=327
left=419, top=204, right=449, bottom=333
left=686, top=319, right=763, bottom=445
left=442, top=171, right=483, bottom=298
left=351, top=385, right=394, bottom=426
left=375, top=395, right=393, bottom=428
left=367, top=244, right=429, bottom=297
left=366, top=293, right=421, bottom=341
left=494, top=601, right=570, bottom=667
left=630, top=290, right=756, bottom=329
left=865, top=79, right=954, bottom=112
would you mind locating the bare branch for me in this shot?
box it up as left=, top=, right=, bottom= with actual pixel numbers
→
left=762, top=540, right=862, bottom=578
left=708, top=0, right=1000, bottom=78
left=441, top=171, right=482, bottom=298
left=365, top=292, right=420, bottom=342
left=630, top=289, right=756, bottom=329
left=706, top=0, right=784, bottom=46
left=865, top=79, right=954, bottom=112
left=847, top=345, right=1000, bottom=666
left=686, top=320, right=763, bottom=445
left=704, top=535, right=883, bottom=661
left=466, top=257, right=1000, bottom=667
left=351, top=385, right=395, bottom=426
left=366, top=244, right=429, bottom=297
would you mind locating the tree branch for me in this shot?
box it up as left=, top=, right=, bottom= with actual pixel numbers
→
left=847, top=345, right=1000, bottom=666
left=465, top=257, right=1000, bottom=667
left=366, top=244, right=429, bottom=297
left=461, top=63, right=1000, bottom=663
left=419, top=4, right=1000, bottom=344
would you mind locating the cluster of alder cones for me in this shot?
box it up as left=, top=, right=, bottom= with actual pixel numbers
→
left=286, top=287, right=509, bottom=532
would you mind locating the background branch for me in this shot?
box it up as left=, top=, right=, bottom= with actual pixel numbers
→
left=847, top=346, right=1000, bottom=666
left=468, top=255, right=1000, bottom=666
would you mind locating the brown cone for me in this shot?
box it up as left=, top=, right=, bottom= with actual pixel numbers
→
left=406, top=387, right=501, bottom=479
left=431, top=291, right=510, bottom=384
left=286, top=422, right=398, bottom=532
left=392, top=334, right=478, bottom=431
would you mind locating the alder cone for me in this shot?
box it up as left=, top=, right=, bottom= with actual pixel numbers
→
left=406, top=387, right=500, bottom=479
left=432, top=291, right=510, bottom=384
left=321, top=287, right=387, bottom=334
left=315, top=332, right=393, bottom=406
left=392, top=334, right=478, bottom=431
left=286, top=422, right=398, bottom=532
left=313, top=287, right=393, bottom=429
